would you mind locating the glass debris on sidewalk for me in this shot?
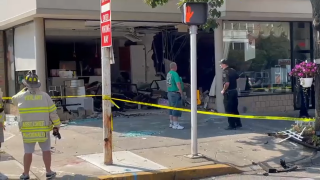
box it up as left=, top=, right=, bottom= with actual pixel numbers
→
left=119, top=131, right=160, bottom=137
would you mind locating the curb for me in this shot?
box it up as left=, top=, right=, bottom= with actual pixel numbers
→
left=98, top=164, right=242, bottom=180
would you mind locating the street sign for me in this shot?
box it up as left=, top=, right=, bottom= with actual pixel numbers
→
left=101, top=0, right=112, bottom=47
left=182, top=2, right=208, bottom=25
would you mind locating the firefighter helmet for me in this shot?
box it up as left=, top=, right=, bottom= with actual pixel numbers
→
left=22, top=70, right=41, bottom=88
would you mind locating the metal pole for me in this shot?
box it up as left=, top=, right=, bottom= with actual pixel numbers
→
left=190, top=25, right=198, bottom=157
left=102, top=47, right=113, bottom=164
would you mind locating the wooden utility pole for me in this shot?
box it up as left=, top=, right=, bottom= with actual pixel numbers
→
left=101, top=0, right=113, bottom=164
left=102, top=47, right=113, bottom=164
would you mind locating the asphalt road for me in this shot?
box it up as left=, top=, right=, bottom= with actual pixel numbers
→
left=201, top=174, right=318, bottom=180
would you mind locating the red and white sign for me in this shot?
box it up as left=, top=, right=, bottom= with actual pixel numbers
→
left=101, top=0, right=112, bottom=47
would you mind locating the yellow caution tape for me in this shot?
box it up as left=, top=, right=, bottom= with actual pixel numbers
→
left=2, top=95, right=120, bottom=109
left=2, top=94, right=314, bottom=122
left=107, top=96, right=314, bottom=122
left=2, top=97, right=12, bottom=100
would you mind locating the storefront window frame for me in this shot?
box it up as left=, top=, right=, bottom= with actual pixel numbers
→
left=222, top=20, right=314, bottom=97
left=13, top=21, right=38, bottom=92
left=4, top=20, right=36, bottom=96
left=290, top=22, right=315, bottom=110
left=290, top=22, right=314, bottom=92
left=1, top=32, right=7, bottom=96
left=3, top=28, right=16, bottom=97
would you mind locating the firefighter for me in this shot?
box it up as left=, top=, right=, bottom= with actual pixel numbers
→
left=0, top=99, right=5, bottom=149
left=12, top=71, right=60, bottom=180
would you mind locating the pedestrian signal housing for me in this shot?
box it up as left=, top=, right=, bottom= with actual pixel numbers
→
left=181, top=2, right=208, bottom=25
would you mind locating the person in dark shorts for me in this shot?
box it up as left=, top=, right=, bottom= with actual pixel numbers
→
left=166, top=62, right=184, bottom=130
left=220, top=59, right=242, bottom=130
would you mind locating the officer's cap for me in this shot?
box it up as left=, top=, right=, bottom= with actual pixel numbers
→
left=220, top=59, right=229, bottom=65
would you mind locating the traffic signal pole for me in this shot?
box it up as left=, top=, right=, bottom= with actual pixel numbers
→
left=182, top=2, right=207, bottom=158
left=189, top=25, right=198, bottom=157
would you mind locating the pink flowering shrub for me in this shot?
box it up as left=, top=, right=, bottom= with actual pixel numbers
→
left=289, top=62, right=317, bottom=78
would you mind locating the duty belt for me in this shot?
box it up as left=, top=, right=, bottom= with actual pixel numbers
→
left=227, top=89, right=237, bottom=91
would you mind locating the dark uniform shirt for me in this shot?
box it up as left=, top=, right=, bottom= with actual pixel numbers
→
left=222, top=67, right=239, bottom=90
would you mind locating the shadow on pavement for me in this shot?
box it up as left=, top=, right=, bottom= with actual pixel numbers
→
left=233, top=135, right=320, bottom=176
left=58, top=174, right=98, bottom=180
left=0, top=173, right=8, bottom=180
left=66, top=111, right=296, bottom=141
left=0, top=151, right=13, bottom=162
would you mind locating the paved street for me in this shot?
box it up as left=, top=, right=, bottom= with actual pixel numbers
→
left=202, top=174, right=320, bottom=180
left=0, top=110, right=319, bottom=179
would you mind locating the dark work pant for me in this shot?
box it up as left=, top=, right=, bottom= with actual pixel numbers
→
left=299, top=87, right=310, bottom=117
left=223, top=90, right=242, bottom=128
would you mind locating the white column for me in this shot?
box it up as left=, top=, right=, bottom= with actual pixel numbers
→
left=34, top=18, right=47, bottom=92
left=189, top=25, right=198, bottom=157
left=0, top=31, right=6, bottom=97
left=214, top=20, right=224, bottom=113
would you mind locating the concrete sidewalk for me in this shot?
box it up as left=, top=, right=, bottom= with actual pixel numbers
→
left=0, top=112, right=316, bottom=179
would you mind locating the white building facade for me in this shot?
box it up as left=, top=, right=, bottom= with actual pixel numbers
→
left=0, top=0, right=181, bottom=96
left=0, top=0, right=314, bottom=113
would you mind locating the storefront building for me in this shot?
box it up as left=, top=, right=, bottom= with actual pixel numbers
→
left=0, top=0, right=185, bottom=115
left=211, top=0, right=314, bottom=113
left=0, top=0, right=182, bottom=94
left=0, top=0, right=315, bottom=114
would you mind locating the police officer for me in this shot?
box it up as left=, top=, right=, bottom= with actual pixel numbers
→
left=12, top=71, right=60, bottom=180
left=220, top=59, right=242, bottom=130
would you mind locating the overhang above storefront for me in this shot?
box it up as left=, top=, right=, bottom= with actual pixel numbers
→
left=0, top=0, right=37, bottom=30
left=219, top=0, right=312, bottom=21
left=0, top=0, right=313, bottom=30
left=0, top=0, right=181, bottom=30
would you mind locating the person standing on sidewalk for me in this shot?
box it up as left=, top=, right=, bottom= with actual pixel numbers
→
left=167, top=62, right=184, bottom=130
left=220, top=59, right=242, bottom=130
left=12, top=71, right=61, bottom=180
left=0, top=99, right=5, bottom=149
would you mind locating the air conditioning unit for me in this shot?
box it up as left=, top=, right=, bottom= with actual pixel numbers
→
left=123, top=33, right=142, bottom=42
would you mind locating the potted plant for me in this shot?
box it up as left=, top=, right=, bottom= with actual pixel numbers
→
left=289, top=61, right=317, bottom=88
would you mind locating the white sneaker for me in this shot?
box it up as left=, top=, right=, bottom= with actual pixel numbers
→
left=169, top=123, right=173, bottom=128
left=172, top=124, right=184, bottom=130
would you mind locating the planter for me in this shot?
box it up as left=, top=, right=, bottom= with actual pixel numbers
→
left=300, top=78, right=313, bottom=88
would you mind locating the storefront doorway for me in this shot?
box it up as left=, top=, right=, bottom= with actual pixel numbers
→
left=291, top=22, right=315, bottom=110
